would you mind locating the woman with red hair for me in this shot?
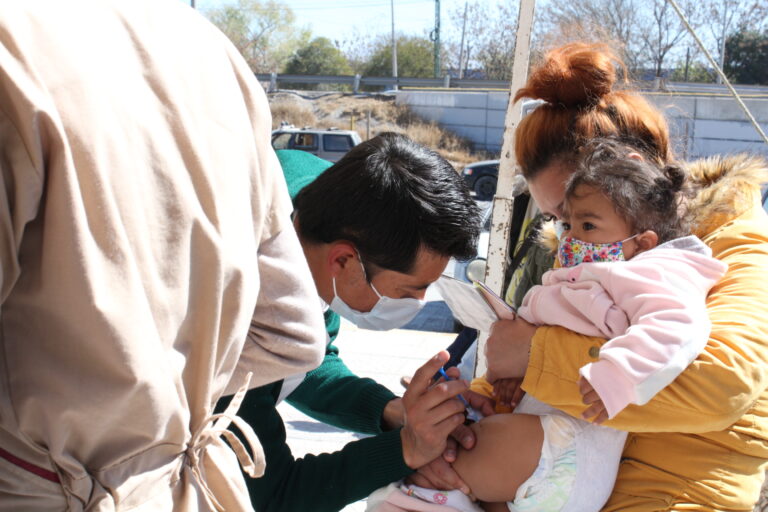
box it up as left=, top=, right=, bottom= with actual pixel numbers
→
left=472, top=42, right=768, bottom=511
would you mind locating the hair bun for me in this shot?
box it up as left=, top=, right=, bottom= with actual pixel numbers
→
left=661, top=164, right=686, bottom=193
left=515, top=43, right=622, bottom=107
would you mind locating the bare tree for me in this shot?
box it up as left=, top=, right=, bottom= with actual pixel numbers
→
left=443, top=2, right=491, bottom=77
left=699, top=0, right=768, bottom=82
left=442, top=1, right=518, bottom=80
left=638, top=0, right=694, bottom=78
left=337, top=28, right=379, bottom=74
left=539, top=0, right=643, bottom=72
left=204, top=0, right=310, bottom=73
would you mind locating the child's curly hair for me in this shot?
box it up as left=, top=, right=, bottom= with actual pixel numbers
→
left=566, top=138, right=695, bottom=244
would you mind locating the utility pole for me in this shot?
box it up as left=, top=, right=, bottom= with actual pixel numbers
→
left=190, top=0, right=195, bottom=8
left=475, top=0, right=536, bottom=376
left=391, top=0, right=398, bottom=91
left=430, top=0, right=441, bottom=78
left=458, top=1, right=468, bottom=79
left=717, top=5, right=728, bottom=84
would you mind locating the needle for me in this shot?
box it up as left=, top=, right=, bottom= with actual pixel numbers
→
left=438, top=367, right=482, bottom=422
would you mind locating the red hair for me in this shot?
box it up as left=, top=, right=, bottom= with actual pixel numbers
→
left=514, top=43, right=671, bottom=178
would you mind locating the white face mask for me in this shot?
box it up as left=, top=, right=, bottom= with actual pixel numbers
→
left=329, top=255, right=427, bottom=331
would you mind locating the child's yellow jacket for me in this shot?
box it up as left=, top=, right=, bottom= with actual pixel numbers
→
left=521, top=155, right=768, bottom=511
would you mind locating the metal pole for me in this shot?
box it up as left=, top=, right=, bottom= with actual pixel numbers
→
left=190, top=0, right=195, bottom=8
left=458, top=1, right=468, bottom=79
left=366, top=110, right=371, bottom=140
left=391, top=0, right=398, bottom=91
left=717, top=5, right=728, bottom=85
left=434, top=0, right=441, bottom=78
left=475, top=0, right=536, bottom=377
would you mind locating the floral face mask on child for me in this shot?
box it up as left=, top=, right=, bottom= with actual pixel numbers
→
left=557, top=234, right=638, bottom=268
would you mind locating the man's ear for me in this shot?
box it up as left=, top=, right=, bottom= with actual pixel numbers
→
left=633, top=230, right=658, bottom=255
left=326, top=241, right=357, bottom=278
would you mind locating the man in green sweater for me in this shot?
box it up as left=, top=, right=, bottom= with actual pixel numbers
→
left=220, top=133, right=483, bottom=511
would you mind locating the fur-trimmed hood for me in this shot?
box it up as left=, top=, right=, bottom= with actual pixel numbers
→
left=686, top=154, right=768, bottom=238
left=536, top=153, right=768, bottom=251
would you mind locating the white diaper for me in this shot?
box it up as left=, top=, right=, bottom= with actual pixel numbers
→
left=508, top=414, right=578, bottom=511
left=508, top=396, right=626, bottom=512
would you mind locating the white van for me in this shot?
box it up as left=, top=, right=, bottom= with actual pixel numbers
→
left=271, top=125, right=362, bottom=162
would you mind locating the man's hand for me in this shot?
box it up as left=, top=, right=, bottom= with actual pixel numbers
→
left=492, top=378, right=524, bottom=409
left=485, top=317, right=537, bottom=383
left=382, top=398, right=405, bottom=430
left=463, top=389, right=496, bottom=418
left=578, top=377, right=608, bottom=424
left=400, top=351, right=469, bottom=470
left=407, top=386, right=498, bottom=495
left=406, top=438, right=472, bottom=495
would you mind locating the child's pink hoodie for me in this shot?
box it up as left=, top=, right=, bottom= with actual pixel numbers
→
left=518, top=235, right=728, bottom=419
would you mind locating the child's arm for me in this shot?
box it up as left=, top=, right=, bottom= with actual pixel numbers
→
left=579, top=250, right=727, bottom=420
left=517, top=268, right=629, bottom=339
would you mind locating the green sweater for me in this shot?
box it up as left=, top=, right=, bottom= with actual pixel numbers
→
left=223, top=150, right=413, bottom=512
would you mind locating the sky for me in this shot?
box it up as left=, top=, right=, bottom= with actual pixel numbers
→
left=188, top=0, right=485, bottom=42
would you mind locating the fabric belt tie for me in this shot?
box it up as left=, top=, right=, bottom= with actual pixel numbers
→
left=185, top=372, right=264, bottom=512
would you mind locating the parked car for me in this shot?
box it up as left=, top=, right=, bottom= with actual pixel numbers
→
left=459, top=102, right=544, bottom=202
left=271, top=124, right=362, bottom=162
left=452, top=203, right=492, bottom=283
left=461, top=160, right=499, bottom=201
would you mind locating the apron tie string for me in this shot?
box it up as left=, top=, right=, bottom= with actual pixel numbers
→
left=185, top=372, right=264, bottom=511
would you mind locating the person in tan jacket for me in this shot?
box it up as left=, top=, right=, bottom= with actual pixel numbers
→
left=0, top=1, right=326, bottom=510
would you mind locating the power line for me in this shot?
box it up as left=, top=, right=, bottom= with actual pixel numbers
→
left=666, top=0, right=768, bottom=147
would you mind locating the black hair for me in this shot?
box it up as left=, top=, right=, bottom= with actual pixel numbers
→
left=293, top=132, right=481, bottom=275
left=566, top=138, right=693, bottom=244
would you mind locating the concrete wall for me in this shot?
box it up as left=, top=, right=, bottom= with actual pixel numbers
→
left=396, top=90, right=768, bottom=159
left=396, top=90, right=509, bottom=154
left=650, top=95, right=768, bottom=159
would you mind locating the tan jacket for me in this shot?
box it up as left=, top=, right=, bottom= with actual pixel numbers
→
left=0, top=1, right=325, bottom=510
left=522, top=155, right=768, bottom=510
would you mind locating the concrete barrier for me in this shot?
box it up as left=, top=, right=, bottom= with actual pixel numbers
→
left=396, top=89, right=768, bottom=159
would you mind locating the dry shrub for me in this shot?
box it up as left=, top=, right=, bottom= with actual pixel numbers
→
left=315, top=94, right=399, bottom=125
left=267, top=91, right=493, bottom=170
left=269, top=100, right=317, bottom=130
left=401, top=120, right=473, bottom=153
left=402, top=122, right=444, bottom=150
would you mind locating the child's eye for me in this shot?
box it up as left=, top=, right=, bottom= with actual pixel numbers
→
left=561, top=222, right=571, bottom=231
left=583, top=222, right=596, bottom=231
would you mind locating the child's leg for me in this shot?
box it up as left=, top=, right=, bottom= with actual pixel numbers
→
left=480, top=502, right=511, bottom=512
left=452, top=413, right=543, bottom=503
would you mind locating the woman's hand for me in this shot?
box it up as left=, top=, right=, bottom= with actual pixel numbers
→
left=492, top=378, right=525, bottom=409
left=485, top=317, right=537, bottom=383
